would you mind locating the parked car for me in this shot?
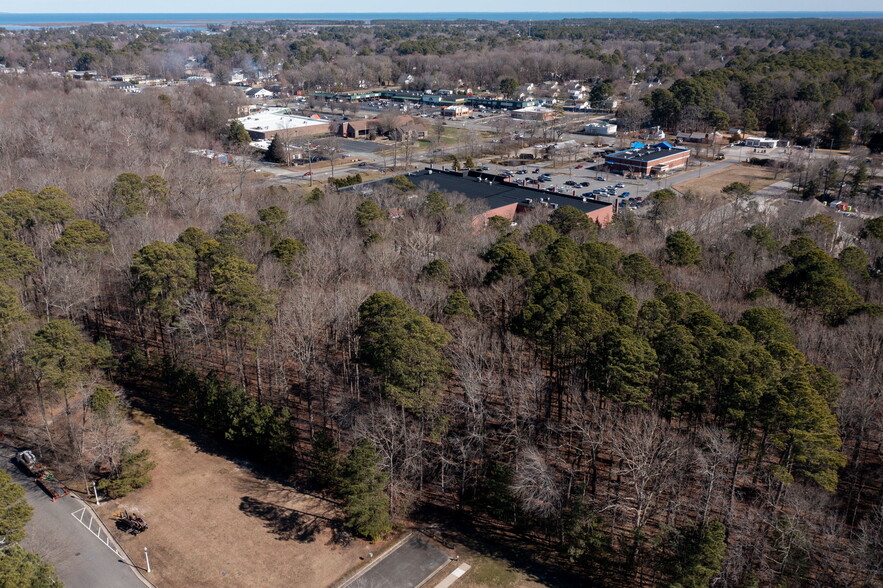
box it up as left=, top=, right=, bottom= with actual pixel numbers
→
left=615, top=183, right=625, bottom=188
left=565, top=180, right=578, bottom=186
left=575, top=164, right=584, bottom=169
left=596, top=176, right=605, bottom=181
left=621, top=192, right=630, bottom=197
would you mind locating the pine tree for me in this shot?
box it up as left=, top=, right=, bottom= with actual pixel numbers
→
left=339, top=439, right=391, bottom=542
left=267, top=135, right=286, bottom=163
left=443, top=289, right=474, bottom=318
left=0, top=470, right=32, bottom=546
left=228, top=120, right=251, bottom=145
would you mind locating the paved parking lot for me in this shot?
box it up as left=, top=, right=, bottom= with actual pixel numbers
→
left=343, top=535, right=449, bottom=588
left=473, top=160, right=653, bottom=208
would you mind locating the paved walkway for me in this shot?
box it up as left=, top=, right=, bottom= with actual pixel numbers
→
left=434, top=563, right=471, bottom=588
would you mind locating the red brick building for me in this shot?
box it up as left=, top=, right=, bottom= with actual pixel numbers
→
left=604, top=142, right=690, bottom=177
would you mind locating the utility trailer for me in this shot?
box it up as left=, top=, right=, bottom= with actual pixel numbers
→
left=16, top=450, right=70, bottom=501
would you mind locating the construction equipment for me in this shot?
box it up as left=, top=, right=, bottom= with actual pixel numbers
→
left=113, top=510, right=149, bottom=535
left=16, top=450, right=70, bottom=502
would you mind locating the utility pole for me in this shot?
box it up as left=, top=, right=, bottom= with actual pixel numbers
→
left=144, top=547, right=151, bottom=573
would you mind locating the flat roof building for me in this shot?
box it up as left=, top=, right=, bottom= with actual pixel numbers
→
left=237, top=109, right=330, bottom=140
left=604, top=142, right=690, bottom=177
left=512, top=106, right=558, bottom=121
left=365, top=169, right=614, bottom=229
left=584, top=122, right=617, bottom=136
left=744, top=136, right=778, bottom=149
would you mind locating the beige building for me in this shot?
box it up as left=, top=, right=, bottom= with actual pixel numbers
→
left=512, top=106, right=557, bottom=121
left=237, top=109, right=330, bottom=140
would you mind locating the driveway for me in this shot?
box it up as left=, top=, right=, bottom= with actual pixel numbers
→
left=2, top=449, right=147, bottom=588
left=343, top=535, right=450, bottom=588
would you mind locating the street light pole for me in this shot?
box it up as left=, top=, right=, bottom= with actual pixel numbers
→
left=144, top=547, right=151, bottom=573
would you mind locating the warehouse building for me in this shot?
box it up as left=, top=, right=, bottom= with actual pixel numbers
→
left=237, top=109, right=330, bottom=140
left=604, top=142, right=690, bottom=177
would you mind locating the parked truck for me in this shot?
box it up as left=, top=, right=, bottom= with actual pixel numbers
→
left=16, top=450, right=70, bottom=502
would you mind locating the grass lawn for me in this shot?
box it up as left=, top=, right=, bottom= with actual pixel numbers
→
left=673, top=163, right=782, bottom=198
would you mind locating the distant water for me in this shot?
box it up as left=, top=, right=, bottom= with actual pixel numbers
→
left=2, top=12, right=883, bottom=30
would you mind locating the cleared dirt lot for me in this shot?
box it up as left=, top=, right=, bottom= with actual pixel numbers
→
left=95, top=410, right=376, bottom=588
left=673, top=163, right=780, bottom=198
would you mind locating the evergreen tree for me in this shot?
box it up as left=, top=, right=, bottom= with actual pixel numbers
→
left=356, top=200, right=386, bottom=228
left=662, top=520, right=727, bottom=588
left=111, top=172, right=148, bottom=217
left=98, top=449, right=156, bottom=498
left=271, top=238, right=306, bottom=267
left=443, top=289, right=474, bottom=318
left=267, top=135, right=286, bottom=163
left=665, top=231, right=702, bottom=267
left=418, top=259, right=452, bottom=286
left=0, top=469, right=32, bottom=546
left=549, top=205, right=594, bottom=238
left=482, top=240, right=534, bottom=283
left=357, top=291, right=451, bottom=412
left=51, top=219, right=109, bottom=257
left=0, top=545, right=62, bottom=588
left=310, top=429, right=342, bottom=492
left=339, top=439, right=391, bottom=542
left=228, top=120, right=251, bottom=145
left=131, top=241, right=197, bottom=323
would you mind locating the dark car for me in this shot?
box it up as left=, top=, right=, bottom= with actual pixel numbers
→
left=596, top=176, right=604, bottom=181
left=565, top=180, right=578, bottom=186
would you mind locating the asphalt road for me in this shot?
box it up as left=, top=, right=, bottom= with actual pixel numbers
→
left=2, top=450, right=146, bottom=588
left=344, top=535, right=449, bottom=588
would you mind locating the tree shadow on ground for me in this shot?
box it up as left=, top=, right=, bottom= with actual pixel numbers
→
left=239, top=495, right=332, bottom=542
left=413, top=502, right=590, bottom=588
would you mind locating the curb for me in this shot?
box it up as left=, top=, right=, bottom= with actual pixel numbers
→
left=337, top=532, right=413, bottom=588
left=74, top=495, right=157, bottom=588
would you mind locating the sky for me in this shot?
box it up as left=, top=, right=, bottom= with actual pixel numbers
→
left=10, top=1, right=883, bottom=13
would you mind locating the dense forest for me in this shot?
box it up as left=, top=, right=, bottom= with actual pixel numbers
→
left=0, top=17, right=882, bottom=588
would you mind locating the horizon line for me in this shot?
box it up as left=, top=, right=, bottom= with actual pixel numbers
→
left=5, top=10, right=883, bottom=14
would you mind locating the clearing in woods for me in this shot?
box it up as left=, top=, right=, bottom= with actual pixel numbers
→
left=94, top=410, right=379, bottom=588
left=673, top=163, right=780, bottom=198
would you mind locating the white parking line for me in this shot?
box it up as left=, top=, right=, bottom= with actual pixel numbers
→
left=71, top=507, right=122, bottom=557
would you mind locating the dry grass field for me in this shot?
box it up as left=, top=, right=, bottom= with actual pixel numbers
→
left=673, top=164, right=781, bottom=198
left=95, top=411, right=381, bottom=588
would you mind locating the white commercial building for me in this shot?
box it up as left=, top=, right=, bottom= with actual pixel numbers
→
left=744, top=136, right=779, bottom=149
left=584, top=122, right=617, bottom=136
left=237, top=109, right=330, bottom=140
